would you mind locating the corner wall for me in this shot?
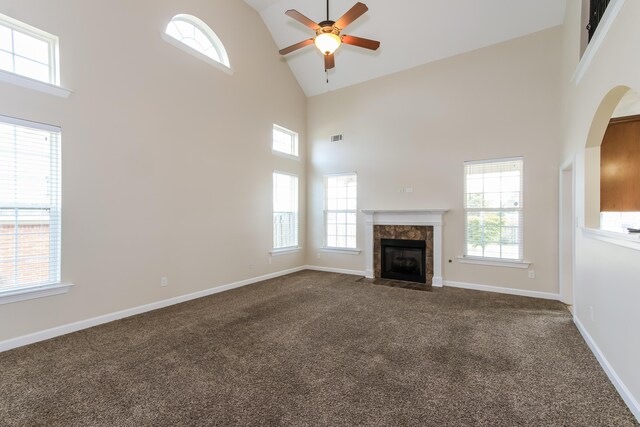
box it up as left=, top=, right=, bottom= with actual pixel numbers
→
left=0, top=0, right=307, bottom=342
left=561, top=0, right=640, bottom=418
left=307, top=28, right=563, bottom=295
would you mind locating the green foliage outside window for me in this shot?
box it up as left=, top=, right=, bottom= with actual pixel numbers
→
left=467, top=213, right=504, bottom=250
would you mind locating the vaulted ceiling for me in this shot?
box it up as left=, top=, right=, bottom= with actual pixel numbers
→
left=244, top=0, right=567, bottom=97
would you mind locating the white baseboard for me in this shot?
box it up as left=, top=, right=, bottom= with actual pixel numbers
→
left=444, top=280, right=560, bottom=301
left=304, top=265, right=366, bottom=277
left=574, top=316, right=640, bottom=422
left=0, top=266, right=306, bottom=353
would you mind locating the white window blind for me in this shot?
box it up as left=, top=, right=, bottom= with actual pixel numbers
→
left=464, top=158, right=523, bottom=260
left=0, top=13, right=59, bottom=85
left=273, top=172, right=298, bottom=249
left=325, top=173, right=357, bottom=249
left=0, top=116, right=61, bottom=291
left=272, top=125, right=298, bottom=157
left=165, top=14, right=230, bottom=68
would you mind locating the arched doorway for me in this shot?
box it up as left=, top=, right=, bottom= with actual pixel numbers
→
left=584, top=86, right=640, bottom=232
left=561, top=86, right=640, bottom=306
left=584, top=86, right=633, bottom=228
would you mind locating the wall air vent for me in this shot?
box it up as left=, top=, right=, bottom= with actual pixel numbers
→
left=330, top=134, right=343, bottom=143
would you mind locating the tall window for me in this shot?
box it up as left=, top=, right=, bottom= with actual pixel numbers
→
left=464, top=158, right=523, bottom=260
left=164, top=14, right=230, bottom=70
left=325, top=174, right=357, bottom=249
left=273, top=172, right=298, bottom=249
left=0, top=13, right=60, bottom=84
left=272, top=125, right=298, bottom=158
left=0, top=116, right=61, bottom=290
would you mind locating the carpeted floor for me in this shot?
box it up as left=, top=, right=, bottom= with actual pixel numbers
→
left=1, top=271, right=637, bottom=426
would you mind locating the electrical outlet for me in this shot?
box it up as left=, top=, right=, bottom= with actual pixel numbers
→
left=317, top=252, right=321, bottom=259
left=405, top=187, right=414, bottom=193
left=528, top=270, right=535, bottom=279
left=590, top=306, right=595, bottom=321
left=160, top=277, right=168, bottom=287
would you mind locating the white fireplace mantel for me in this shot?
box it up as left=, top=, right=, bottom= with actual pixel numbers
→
left=361, top=209, right=448, bottom=287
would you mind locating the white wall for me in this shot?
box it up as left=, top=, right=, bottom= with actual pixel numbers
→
left=562, top=0, right=640, bottom=417
left=2, top=2, right=637, bottom=418
left=307, top=28, right=563, bottom=294
left=0, top=0, right=307, bottom=342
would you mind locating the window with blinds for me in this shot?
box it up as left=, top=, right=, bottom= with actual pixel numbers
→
left=0, top=116, right=61, bottom=291
left=272, top=125, right=298, bottom=158
left=464, top=158, right=523, bottom=260
left=273, top=172, right=298, bottom=249
left=0, top=13, right=60, bottom=85
left=325, top=173, right=357, bottom=249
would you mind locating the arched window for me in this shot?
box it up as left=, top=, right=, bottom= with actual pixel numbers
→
left=164, top=14, right=231, bottom=72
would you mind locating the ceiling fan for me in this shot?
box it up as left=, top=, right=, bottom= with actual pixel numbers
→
left=278, top=1, right=380, bottom=71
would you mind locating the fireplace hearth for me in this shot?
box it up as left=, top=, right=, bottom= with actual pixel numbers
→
left=381, top=238, right=426, bottom=283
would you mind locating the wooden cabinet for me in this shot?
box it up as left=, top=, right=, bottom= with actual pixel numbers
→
left=601, top=114, right=640, bottom=212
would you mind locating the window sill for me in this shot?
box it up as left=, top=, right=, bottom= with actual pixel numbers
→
left=270, top=247, right=302, bottom=256
left=320, top=247, right=361, bottom=255
left=0, top=283, right=74, bottom=305
left=457, top=256, right=530, bottom=269
left=271, top=150, right=300, bottom=161
left=582, top=227, right=640, bottom=251
left=0, top=69, right=72, bottom=98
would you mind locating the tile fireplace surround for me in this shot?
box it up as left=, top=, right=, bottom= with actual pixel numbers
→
left=362, top=210, right=448, bottom=286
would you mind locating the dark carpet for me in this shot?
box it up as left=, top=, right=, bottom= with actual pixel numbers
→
left=1, top=271, right=637, bottom=426
left=358, top=277, right=433, bottom=292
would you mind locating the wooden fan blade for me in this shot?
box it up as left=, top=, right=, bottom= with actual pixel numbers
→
left=341, top=35, right=380, bottom=50
left=335, top=2, right=368, bottom=30
left=279, top=38, right=314, bottom=55
left=324, top=53, right=335, bottom=70
left=285, top=9, right=321, bottom=30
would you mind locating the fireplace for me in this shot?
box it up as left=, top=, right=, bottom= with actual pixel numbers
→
left=373, top=225, right=432, bottom=284
left=381, top=238, right=426, bottom=283
left=362, top=210, right=447, bottom=286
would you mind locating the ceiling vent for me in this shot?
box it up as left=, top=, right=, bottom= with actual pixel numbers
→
left=330, top=133, right=343, bottom=143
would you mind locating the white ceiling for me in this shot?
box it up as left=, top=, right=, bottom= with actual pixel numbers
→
left=244, top=0, right=567, bottom=97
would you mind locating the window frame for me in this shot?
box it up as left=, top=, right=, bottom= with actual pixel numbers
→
left=272, top=124, right=299, bottom=159
left=0, top=13, right=60, bottom=84
left=324, top=173, right=358, bottom=251
left=272, top=171, right=299, bottom=251
left=463, top=157, right=525, bottom=264
left=0, top=115, right=71, bottom=305
left=163, top=14, right=232, bottom=75
left=0, top=13, right=70, bottom=97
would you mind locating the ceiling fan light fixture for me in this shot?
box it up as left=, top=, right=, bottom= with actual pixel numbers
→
left=279, top=2, right=379, bottom=72
left=314, top=32, right=341, bottom=55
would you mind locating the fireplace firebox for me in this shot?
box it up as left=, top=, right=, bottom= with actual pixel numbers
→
left=380, top=238, right=427, bottom=283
